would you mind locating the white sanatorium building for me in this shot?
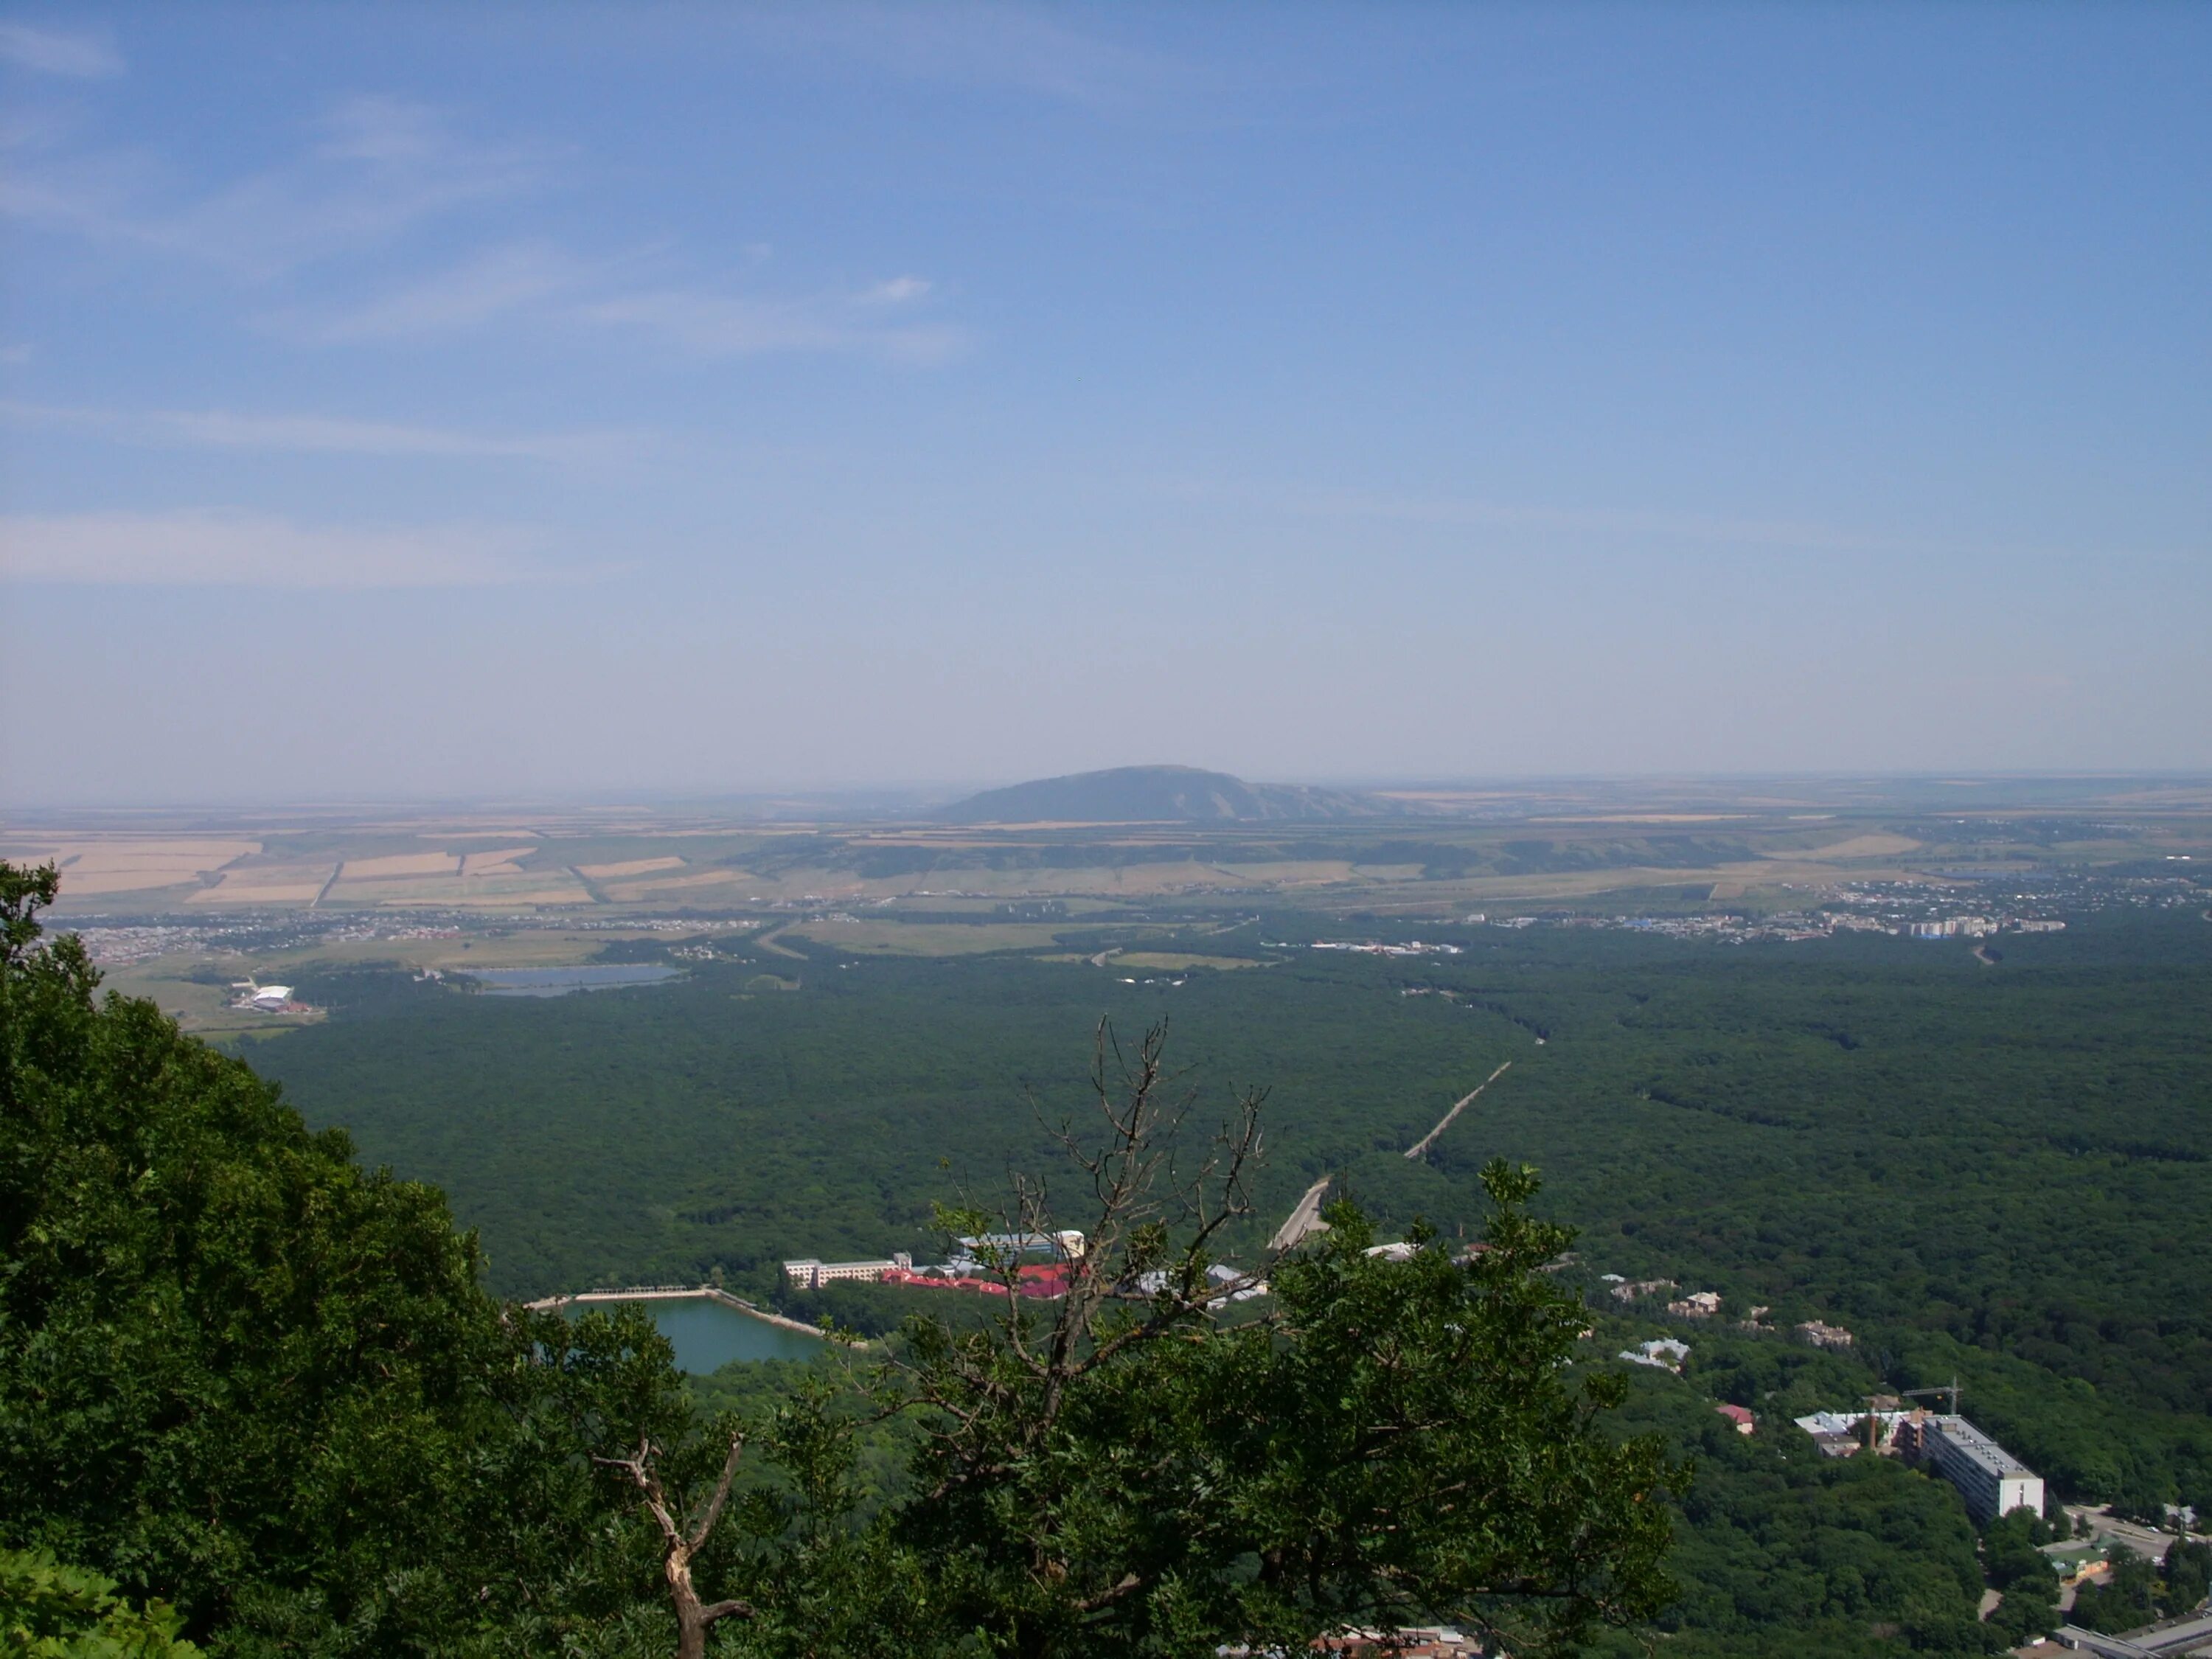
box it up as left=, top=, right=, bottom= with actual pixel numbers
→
left=1920, top=1416, right=2044, bottom=1523
left=782, top=1253, right=913, bottom=1290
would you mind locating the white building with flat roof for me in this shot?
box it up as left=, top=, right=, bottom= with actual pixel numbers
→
left=782, top=1253, right=912, bottom=1291
left=1921, top=1416, right=2042, bottom=1523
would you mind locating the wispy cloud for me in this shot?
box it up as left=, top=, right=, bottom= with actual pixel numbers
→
left=270, top=242, right=603, bottom=342
left=0, top=510, right=563, bottom=588
left=575, top=279, right=965, bottom=364
left=289, top=243, right=965, bottom=364
left=0, top=95, right=552, bottom=279
left=861, top=275, right=932, bottom=305
left=5, top=90, right=969, bottom=366
left=0, top=22, right=122, bottom=78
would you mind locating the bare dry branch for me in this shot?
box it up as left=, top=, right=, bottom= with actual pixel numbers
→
left=594, top=1434, right=756, bottom=1658
left=686, top=1432, right=747, bottom=1552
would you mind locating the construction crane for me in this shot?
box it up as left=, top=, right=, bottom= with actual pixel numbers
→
left=1899, top=1377, right=1963, bottom=1416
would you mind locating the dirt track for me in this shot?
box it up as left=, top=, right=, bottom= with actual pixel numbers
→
left=1405, top=1061, right=1514, bottom=1161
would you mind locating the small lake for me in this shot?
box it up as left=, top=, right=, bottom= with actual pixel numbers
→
left=577, top=1296, right=827, bottom=1371
left=473, top=964, right=684, bottom=997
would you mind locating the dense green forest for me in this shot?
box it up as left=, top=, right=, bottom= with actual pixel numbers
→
left=3, top=860, right=1688, bottom=1658
left=254, top=911, right=2212, bottom=1516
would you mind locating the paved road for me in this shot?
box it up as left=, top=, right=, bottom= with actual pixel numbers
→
left=2051, top=1610, right=2212, bottom=1657
left=1269, top=1175, right=1333, bottom=1253
left=2060, top=1505, right=2208, bottom=1565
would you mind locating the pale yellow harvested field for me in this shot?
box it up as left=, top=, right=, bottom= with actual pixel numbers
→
left=188, top=863, right=335, bottom=902
left=445, top=870, right=590, bottom=905
left=461, top=847, right=539, bottom=876
left=321, top=877, right=457, bottom=904
left=64, top=839, right=260, bottom=870
left=60, top=868, right=206, bottom=895
left=29, top=838, right=260, bottom=895
left=813, top=860, right=1412, bottom=901
left=1338, top=855, right=1937, bottom=910
left=601, top=869, right=756, bottom=899
left=869, top=861, right=1268, bottom=898
left=623, top=869, right=855, bottom=900
left=342, top=852, right=461, bottom=880
left=323, top=868, right=591, bottom=907
left=577, top=856, right=687, bottom=879
left=64, top=856, right=220, bottom=877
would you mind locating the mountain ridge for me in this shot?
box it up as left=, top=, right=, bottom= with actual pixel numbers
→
left=936, top=765, right=1390, bottom=824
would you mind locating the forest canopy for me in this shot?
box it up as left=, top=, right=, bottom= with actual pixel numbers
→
left=0, top=860, right=1683, bottom=1658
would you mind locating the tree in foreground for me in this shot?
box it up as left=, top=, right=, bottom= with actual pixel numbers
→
left=0, top=860, right=691, bottom=1652
left=732, top=1019, right=1685, bottom=1658
left=0, top=1545, right=201, bottom=1657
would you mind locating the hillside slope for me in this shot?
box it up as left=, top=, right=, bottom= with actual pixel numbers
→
left=938, top=765, right=1384, bottom=824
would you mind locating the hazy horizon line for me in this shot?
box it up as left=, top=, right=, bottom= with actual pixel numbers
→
left=7, top=765, right=2212, bottom=824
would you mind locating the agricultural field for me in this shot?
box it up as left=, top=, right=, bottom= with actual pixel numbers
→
left=17, top=779, right=2210, bottom=1045
left=11, top=776, right=2212, bottom=926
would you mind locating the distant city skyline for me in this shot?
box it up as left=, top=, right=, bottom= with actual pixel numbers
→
left=3, top=4, right=2207, bottom=805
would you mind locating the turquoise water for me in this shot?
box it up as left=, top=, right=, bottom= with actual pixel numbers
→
left=585, top=1296, right=827, bottom=1371
left=473, top=964, right=683, bottom=996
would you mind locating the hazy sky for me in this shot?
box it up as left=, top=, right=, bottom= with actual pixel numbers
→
left=2, top=4, right=2207, bottom=804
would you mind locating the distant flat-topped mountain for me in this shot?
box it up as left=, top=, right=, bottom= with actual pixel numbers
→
left=938, top=765, right=1385, bottom=824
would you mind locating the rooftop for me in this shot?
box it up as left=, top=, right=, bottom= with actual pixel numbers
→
left=1927, top=1415, right=2036, bottom=1478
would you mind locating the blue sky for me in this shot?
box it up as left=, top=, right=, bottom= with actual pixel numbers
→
left=1, top=3, right=2206, bottom=804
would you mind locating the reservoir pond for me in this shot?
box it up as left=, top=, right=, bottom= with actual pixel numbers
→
left=579, top=1296, right=827, bottom=1371
left=473, top=964, right=684, bottom=996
